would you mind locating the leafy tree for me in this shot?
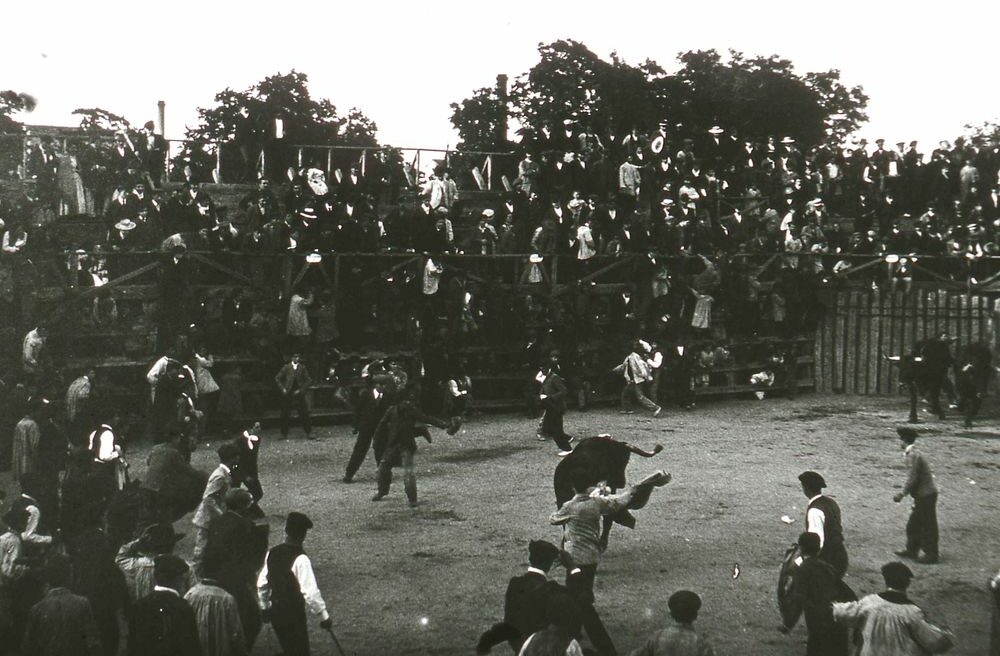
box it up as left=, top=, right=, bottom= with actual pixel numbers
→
left=450, top=41, right=869, bottom=155
left=0, top=91, right=35, bottom=179
left=450, top=86, right=510, bottom=152
left=178, top=71, right=379, bottom=181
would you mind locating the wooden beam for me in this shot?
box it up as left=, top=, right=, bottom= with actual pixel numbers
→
left=360, top=256, right=421, bottom=287
left=579, top=257, right=635, bottom=284
left=189, top=253, right=252, bottom=285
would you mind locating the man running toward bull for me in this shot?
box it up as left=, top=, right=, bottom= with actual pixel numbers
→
left=798, top=471, right=848, bottom=579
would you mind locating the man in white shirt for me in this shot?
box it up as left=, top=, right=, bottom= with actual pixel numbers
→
left=258, top=512, right=332, bottom=656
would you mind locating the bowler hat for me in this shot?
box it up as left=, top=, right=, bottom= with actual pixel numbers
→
left=896, top=427, right=918, bottom=444
left=142, top=523, right=185, bottom=552
left=224, top=488, right=254, bottom=511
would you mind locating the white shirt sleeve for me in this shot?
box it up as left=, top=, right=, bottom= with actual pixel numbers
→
left=647, top=352, right=663, bottom=369
left=293, top=554, right=330, bottom=620
left=806, top=507, right=826, bottom=549
left=256, top=559, right=271, bottom=610
left=97, top=430, right=119, bottom=462
left=147, top=356, right=168, bottom=385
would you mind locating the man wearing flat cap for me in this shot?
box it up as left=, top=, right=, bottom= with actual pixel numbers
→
left=127, top=554, right=202, bottom=656
left=798, top=471, right=848, bottom=579
left=892, top=428, right=939, bottom=564
left=833, top=562, right=953, bottom=655
left=476, top=540, right=584, bottom=654
left=628, top=590, right=715, bottom=655
left=257, top=512, right=331, bottom=656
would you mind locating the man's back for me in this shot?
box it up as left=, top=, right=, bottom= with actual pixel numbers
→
left=22, top=588, right=101, bottom=656
left=184, top=582, right=245, bottom=656
left=628, top=621, right=715, bottom=656
left=128, top=589, right=203, bottom=656
left=833, top=592, right=953, bottom=656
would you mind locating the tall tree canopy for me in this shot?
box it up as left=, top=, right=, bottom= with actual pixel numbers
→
left=450, top=40, right=869, bottom=152
left=178, top=71, right=379, bottom=180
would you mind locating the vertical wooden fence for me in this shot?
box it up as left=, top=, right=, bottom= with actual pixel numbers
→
left=815, top=289, right=1000, bottom=395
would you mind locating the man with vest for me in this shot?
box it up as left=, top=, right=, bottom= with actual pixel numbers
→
left=257, top=512, right=331, bottom=656
left=87, top=421, right=124, bottom=500
left=798, top=471, right=848, bottom=579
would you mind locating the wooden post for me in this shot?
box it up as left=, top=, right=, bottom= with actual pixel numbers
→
left=333, top=255, right=341, bottom=302
left=297, top=148, right=303, bottom=169
left=215, top=146, right=222, bottom=183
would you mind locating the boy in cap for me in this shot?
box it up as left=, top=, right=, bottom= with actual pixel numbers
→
left=627, top=590, right=715, bottom=656
left=127, top=554, right=202, bottom=656
left=798, top=470, right=848, bottom=579
left=274, top=353, right=313, bottom=440
left=780, top=532, right=849, bottom=656
left=115, top=523, right=188, bottom=602
left=257, top=512, right=331, bottom=656
left=893, top=427, right=939, bottom=564
left=476, top=540, right=583, bottom=654
left=833, top=562, right=953, bottom=655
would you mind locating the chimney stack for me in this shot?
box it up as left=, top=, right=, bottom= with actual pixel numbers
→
left=495, top=74, right=508, bottom=149
left=157, top=101, right=166, bottom=136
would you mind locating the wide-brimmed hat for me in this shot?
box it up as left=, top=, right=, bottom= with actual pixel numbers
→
left=141, top=523, right=185, bottom=552
left=708, top=125, right=724, bottom=135
left=781, top=136, right=796, bottom=144
left=528, top=254, right=544, bottom=264
left=114, top=219, right=136, bottom=231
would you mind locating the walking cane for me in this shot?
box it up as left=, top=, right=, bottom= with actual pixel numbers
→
left=325, top=626, right=348, bottom=656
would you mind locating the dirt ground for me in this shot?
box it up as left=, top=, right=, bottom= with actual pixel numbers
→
left=42, top=392, right=1000, bottom=654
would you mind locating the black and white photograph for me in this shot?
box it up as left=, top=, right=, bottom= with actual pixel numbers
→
left=1, top=1, right=999, bottom=654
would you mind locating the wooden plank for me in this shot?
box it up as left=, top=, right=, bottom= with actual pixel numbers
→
left=948, top=292, right=960, bottom=346
left=834, top=290, right=846, bottom=393
left=822, top=293, right=836, bottom=392
left=845, top=290, right=858, bottom=394
left=866, top=289, right=880, bottom=395
left=815, top=302, right=826, bottom=393
left=884, top=291, right=898, bottom=395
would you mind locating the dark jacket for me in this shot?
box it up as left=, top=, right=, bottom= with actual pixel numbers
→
left=22, top=588, right=102, bottom=656
left=127, top=589, right=203, bottom=656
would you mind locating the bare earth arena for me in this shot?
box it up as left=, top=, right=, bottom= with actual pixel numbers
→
left=101, top=394, right=997, bottom=656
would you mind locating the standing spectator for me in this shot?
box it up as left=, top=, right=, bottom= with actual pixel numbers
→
left=518, top=153, right=540, bottom=197
left=285, top=289, right=313, bottom=350
left=257, top=512, right=332, bottom=656
left=22, top=325, right=47, bottom=377
left=779, top=532, right=848, bottom=656
left=892, top=428, right=940, bottom=565
left=832, top=562, right=953, bottom=656
left=65, top=370, right=96, bottom=440
left=127, top=554, right=203, bottom=656
left=21, top=553, right=102, bottom=656
left=628, top=590, right=715, bottom=656
left=205, top=489, right=267, bottom=652
left=274, top=353, right=313, bottom=440
left=192, top=352, right=220, bottom=436
left=115, top=523, right=188, bottom=603
left=67, top=513, right=129, bottom=656
left=537, top=358, right=573, bottom=455
left=618, top=154, right=642, bottom=218
left=0, top=508, right=31, bottom=652
left=12, top=404, right=40, bottom=484
left=798, top=470, right=849, bottom=579
left=192, top=442, right=241, bottom=573
left=575, top=217, right=597, bottom=265
left=184, top=554, right=247, bottom=656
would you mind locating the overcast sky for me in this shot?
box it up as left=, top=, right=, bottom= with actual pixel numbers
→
left=4, top=0, right=998, bottom=150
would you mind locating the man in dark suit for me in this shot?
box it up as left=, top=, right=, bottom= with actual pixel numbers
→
left=127, top=555, right=203, bottom=656
left=274, top=353, right=313, bottom=440
left=343, top=376, right=392, bottom=483
left=780, top=532, right=849, bottom=656
left=21, top=553, right=103, bottom=656
left=538, top=359, right=573, bottom=454
left=476, top=540, right=583, bottom=655
left=799, top=471, right=848, bottom=579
